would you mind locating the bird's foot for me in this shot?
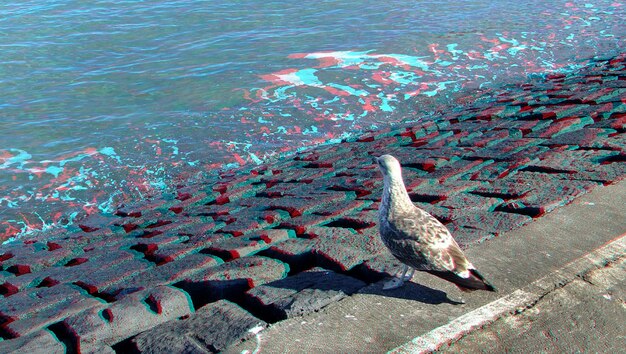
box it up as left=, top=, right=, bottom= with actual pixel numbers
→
left=382, top=277, right=404, bottom=290
left=450, top=296, right=466, bottom=304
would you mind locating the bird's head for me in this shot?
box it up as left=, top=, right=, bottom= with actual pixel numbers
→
left=374, top=154, right=402, bottom=178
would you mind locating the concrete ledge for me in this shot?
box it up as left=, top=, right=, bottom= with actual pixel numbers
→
left=225, top=179, right=626, bottom=353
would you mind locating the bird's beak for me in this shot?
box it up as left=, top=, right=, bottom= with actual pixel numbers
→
left=372, top=156, right=379, bottom=165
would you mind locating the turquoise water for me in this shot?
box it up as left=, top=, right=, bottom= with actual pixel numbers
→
left=1, top=0, right=624, bottom=240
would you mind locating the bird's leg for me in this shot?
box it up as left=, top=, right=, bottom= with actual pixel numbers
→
left=402, top=267, right=415, bottom=281
left=383, top=264, right=409, bottom=290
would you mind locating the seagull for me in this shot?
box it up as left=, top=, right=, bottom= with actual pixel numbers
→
left=375, top=154, right=497, bottom=293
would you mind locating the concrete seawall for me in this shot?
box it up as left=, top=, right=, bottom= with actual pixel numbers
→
left=0, top=54, right=624, bottom=353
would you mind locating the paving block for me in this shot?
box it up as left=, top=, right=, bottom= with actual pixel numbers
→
left=3, top=292, right=105, bottom=338
left=317, top=176, right=377, bottom=198
left=0, top=241, right=77, bottom=275
left=258, top=238, right=317, bottom=273
left=215, top=183, right=265, bottom=205
left=0, top=284, right=87, bottom=326
left=267, top=192, right=347, bottom=217
left=205, top=230, right=295, bottom=260
left=277, top=213, right=341, bottom=236
left=425, top=159, right=494, bottom=183
left=525, top=116, right=594, bottom=139
left=498, top=177, right=598, bottom=216
left=470, top=181, right=535, bottom=199
left=469, top=160, right=530, bottom=180
left=447, top=225, right=495, bottom=249
left=73, top=259, right=153, bottom=299
left=105, top=253, right=224, bottom=296
left=216, top=213, right=267, bottom=237
left=130, top=300, right=266, bottom=353
left=409, top=180, right=485, bottom=203
left=323, top=209, right=378, bottom=231
left=492, top=117, right=552, bottom=135
left=0, top=272, right=47, bottom=294
left=542, top=128, right=616, bottom=148
left=148, top=233, right=231, bottom=264
left=448, top=211, right=532, bottom=235
left=537, top=103, right=591, bottom=119
left=350, top=253, right=404, bottom=282
left=436, top=192, right=504, bottom=212
left=379, top=148, right=452, bottom=173
left=271, top=166, right=335, bottom=183
left=465, top=138, right=544, bottom=161
left=459, top=129, right=514, bottom=148
left=309, top=226, right=386, bottom=272
left=0, top=329, right=65, bottom=354
left=411, top=130, right=455, bottom=148
left=166, top=191, right=220, bottom=214
left=243, top=267, right=366, bottom=322
left=175, top=256, right=289, bottom=307
left=40, top=250, right=138, bottom=286
left=62, top=285, right=193, bottom=349
left=527, top=149, right=620, bottom=173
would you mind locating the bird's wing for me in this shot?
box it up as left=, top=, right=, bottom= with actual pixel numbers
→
left=385, top=207, right=471, bottom=275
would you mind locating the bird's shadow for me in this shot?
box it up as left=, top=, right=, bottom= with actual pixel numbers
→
left=358, top=279, right=465, bottom=305
left=248, top=268, right=464, bottom=314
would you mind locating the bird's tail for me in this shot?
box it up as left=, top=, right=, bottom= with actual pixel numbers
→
left=428, top=268, right=497, bottom=293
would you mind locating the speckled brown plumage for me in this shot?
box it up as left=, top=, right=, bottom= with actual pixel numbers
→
left=376, top=154, right=496, bottom=292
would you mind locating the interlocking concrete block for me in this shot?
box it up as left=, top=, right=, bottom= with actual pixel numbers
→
left=272, top=166, right=336, bottom=183
left=267, top=193, right=347, bottom=217
left=527, top=149, right=620, bottom=173
left=106, top=253, right=224, bottom=295
left=309, top=226, right=386, bottom=271
left=466, top=138, right=544, bottom=161
left=459, top=129, right=514, bottom=148
left=447, top=225, right=495, bottom=249
left=243, top=267, right=366, bottom=322
left=449, top=211, right=532, bottom=235
left=0, top=272, right=45, bottom=294
left=350, top=253, right=403, bottom=282
left=0, top=241, right=72, bottom=275
left=73, top=259, right=152, bottom=299
left=436, top=193, right=504, bottom=212
left=411, top=130, right=455, bottom=148
left=543, top=128, right=617, bottom=148
left=130, top=300, right=266, bottom=353
left=492, top=117, right=552, bottom=135
left=215, top=183, right=265, bottom=205
left=469, top=160, right=529, bottom=180
left=166, top=190, right=220, bottom=214
left=62, top=285, right=193, bottom=349
left=409, top=180, right=484, bottom=202
left=498, top=177, right=597, bottom=216
left=544, top=103, right=592, bottom=119
left=175, top=256, right=289, bottom=307
left=278, top=213, right=341, bottom=236
left=205, top=230, right=294, bottom=260
left=380, top=149, right=452, bottom=173
left=0, top=284, right=87, bottom=327
left=526, top=116, right=594, bottom=138
left=148, top=232, right=230, bottom=264
left=3, top=292, right=105, bottom=338
left=428, top=130, right=483, bottom=149
left=470, top=180, right=535, bottom=199
left=259, top=238, right=317, bottom=273
left=0, top=329, right=65, bottom=354
left=426, top=159, right=494, bottom=183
